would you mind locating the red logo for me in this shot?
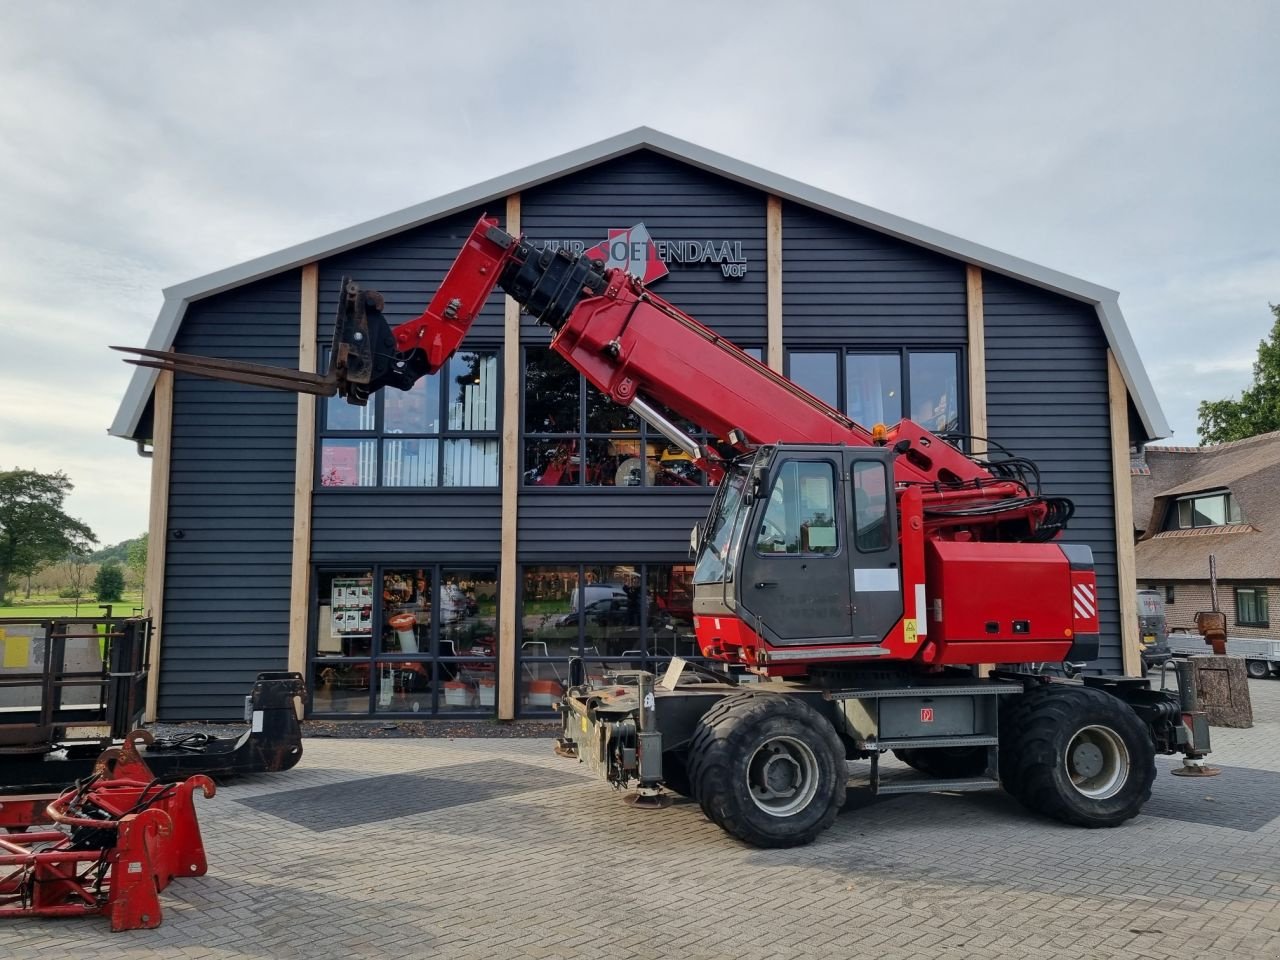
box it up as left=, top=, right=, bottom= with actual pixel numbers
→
left=584, top=223, right=669, bottom=285
left=920, top=707, right=934, bottom=723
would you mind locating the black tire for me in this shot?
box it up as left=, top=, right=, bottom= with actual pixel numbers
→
left=1002, top=685, right=1155, bottom=828
left=685, top=692, right=845, bottom=848
left=661, top=752, right=692, bottom=798
left=1246, top=659, right=1270, bottom=680
left=892, top=746, right=989, bottom=779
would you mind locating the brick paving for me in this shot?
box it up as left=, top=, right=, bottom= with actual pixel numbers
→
left=5, top=679, right=1280, bottom=959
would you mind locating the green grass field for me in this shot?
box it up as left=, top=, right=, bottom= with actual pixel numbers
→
left=0, top=594, right=144, bottom=620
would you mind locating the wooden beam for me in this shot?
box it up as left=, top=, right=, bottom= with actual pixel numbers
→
left=1109, top=350, right=1141, bottom=677
left=287, top=264, right=319, bottom=682
left=142, top=370, right=173, bottom=722
left=965, top=266, right=994, bottom=678
left=498, top=193, right=521, bottom=720
left=966, top=265, right=988, bottom=456
left=766, top=195, right=783, bottom=372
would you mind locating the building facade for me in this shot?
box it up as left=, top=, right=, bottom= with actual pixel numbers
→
left=1134, top=432, right=1279, bottom=638
left=111, top=129, right=1165, bottom=721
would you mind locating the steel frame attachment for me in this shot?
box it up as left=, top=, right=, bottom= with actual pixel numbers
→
left=0, top=737, right=215, bottom=932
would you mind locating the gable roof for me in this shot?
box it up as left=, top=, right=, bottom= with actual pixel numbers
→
left=1134, top=431, right=1280, bottom=580
left=109, top=126, right=1169, bottom=442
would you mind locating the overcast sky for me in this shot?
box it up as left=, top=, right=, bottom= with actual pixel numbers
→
left=2, top=1, right=1276, bottom=546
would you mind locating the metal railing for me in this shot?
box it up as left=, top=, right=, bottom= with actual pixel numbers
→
left=0, top=615, right=151, bottom=750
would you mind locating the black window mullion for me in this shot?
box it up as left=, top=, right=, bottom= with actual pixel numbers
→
left=578, top=373, right=588, bottom=486
left=639, top=563, right=649, bottom=657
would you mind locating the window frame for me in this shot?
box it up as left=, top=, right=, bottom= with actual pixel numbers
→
left=316, top=345, right=503, bottom=490
left=1235, top=586, right=1269, bottom=628
left=308, top=562, right=500, bottom=717
left=1171, top=490, right=1243, bottom=530
left=852, top=459, right=893, bottom=554
left=752, top=458, right=843, bottom=558
left=784, top=346, right=968, bottom=441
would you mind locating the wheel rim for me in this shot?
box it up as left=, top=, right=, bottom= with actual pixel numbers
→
left=1065, top=724, right=1130, bottom=800
left=746, top=735, right=821, bottom=816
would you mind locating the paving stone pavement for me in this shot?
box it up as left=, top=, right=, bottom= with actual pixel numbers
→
left=6, top=679, right=1280, bottom=959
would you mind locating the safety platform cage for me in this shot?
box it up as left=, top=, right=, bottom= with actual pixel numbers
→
left=0, top=614, right=150, bottom=757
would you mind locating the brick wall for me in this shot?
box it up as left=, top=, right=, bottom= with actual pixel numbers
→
left=1141, top=580, right=1278, bottom=638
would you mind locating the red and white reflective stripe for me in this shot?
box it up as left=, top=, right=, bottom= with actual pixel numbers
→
left=1073, top=583, right=1096, bottom=620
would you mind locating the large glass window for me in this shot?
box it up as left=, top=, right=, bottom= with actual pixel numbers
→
left=787, top=348, right=964, bottom=437
left=518, top=562, right=711, bottom=714
left=522, top=347, right=759, bottom=488
left=1236, top=587, right=1269, bottom=628
left=319, top=349, right=499, bottom=487
left=310, top=563, right=498, bottom=716
left=789, top=352, right=839, bottom=411
left=846, top=354, right=902, bottom=426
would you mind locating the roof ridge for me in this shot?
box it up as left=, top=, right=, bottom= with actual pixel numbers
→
left=108, top=126, right=1169, bottom=443
left=1148, top=428, right=1280, bottom=455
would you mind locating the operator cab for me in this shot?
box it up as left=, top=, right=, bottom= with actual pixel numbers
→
left=692, top=444, right=903, bottom=658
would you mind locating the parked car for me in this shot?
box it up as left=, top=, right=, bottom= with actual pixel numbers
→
left=556, top=596, right=632, bottom=629
left=1136, top=589, right=1173, bottom=673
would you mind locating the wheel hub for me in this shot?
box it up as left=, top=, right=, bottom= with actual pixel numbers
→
left=1065, top=724, right=1130, bottom=800
left=1071, top=741, right=1105, bottom=779
left=747, top=735, right=821, bottom=817
left=761, top=751, right=801, bottom=796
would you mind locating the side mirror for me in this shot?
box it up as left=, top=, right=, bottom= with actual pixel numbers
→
left=689, top=522, right=702, bottom=557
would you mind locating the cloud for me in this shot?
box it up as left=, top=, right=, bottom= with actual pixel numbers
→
left=2, top=0, right=1278, bottom=543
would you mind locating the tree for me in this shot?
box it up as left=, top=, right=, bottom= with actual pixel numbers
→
left=62, top=551, right=93, bottom=616
left=1198, top=304, right=1280, bottom=444
left=94, top=562, right=125, bottom=603
left=126, top=533, right=148, bottom=578
left=0, top=470, right=96, bottom=604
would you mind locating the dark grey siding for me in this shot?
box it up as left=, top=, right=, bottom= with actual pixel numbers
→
left=983, top=274, right=1122, bottom=673
left=521, top=151, right=767, bottom=346
left=517, top=490, right=712, bottom=563
left=316, top=205, right=506, bottom=342
left=516, top=152, right=763, bottom=565
left=310, top=206, right=506, bottom=567
left=311, top=493, right=501, bottom=564
left=781, top=203, right=967, bottom=343
left=162, top=272, right=301, bottom=720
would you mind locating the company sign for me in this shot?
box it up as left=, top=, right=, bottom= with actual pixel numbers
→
left=542, top=223, right=747, bottom=282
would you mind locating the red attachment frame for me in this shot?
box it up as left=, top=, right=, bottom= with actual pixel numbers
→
left=0, top=737, right=215, bottom=932
left=386, top=215, right=519, bottom=373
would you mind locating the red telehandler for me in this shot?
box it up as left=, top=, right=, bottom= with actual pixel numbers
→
left=118, top=214, right=1214, bottom=847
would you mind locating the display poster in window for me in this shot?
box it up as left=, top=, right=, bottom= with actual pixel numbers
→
left=330, top=577, right=373, bottom=636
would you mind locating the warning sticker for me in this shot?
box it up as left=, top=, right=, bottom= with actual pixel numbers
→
left=2, top=629, right=30, bottom=669
left=903, top=619, right=918, bottom=645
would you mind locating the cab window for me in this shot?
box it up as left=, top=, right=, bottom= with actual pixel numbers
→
left=853, top=460, right=890, bottom=551
left=756, top=461, right=839, bottom=556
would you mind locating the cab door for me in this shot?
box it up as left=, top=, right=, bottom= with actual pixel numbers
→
left=737, top=451, right=853, bottom=644
left=844, top=450, right=903, bottom=642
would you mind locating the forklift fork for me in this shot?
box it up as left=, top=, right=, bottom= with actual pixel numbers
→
left=113, top=276, right=387, bottom=403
